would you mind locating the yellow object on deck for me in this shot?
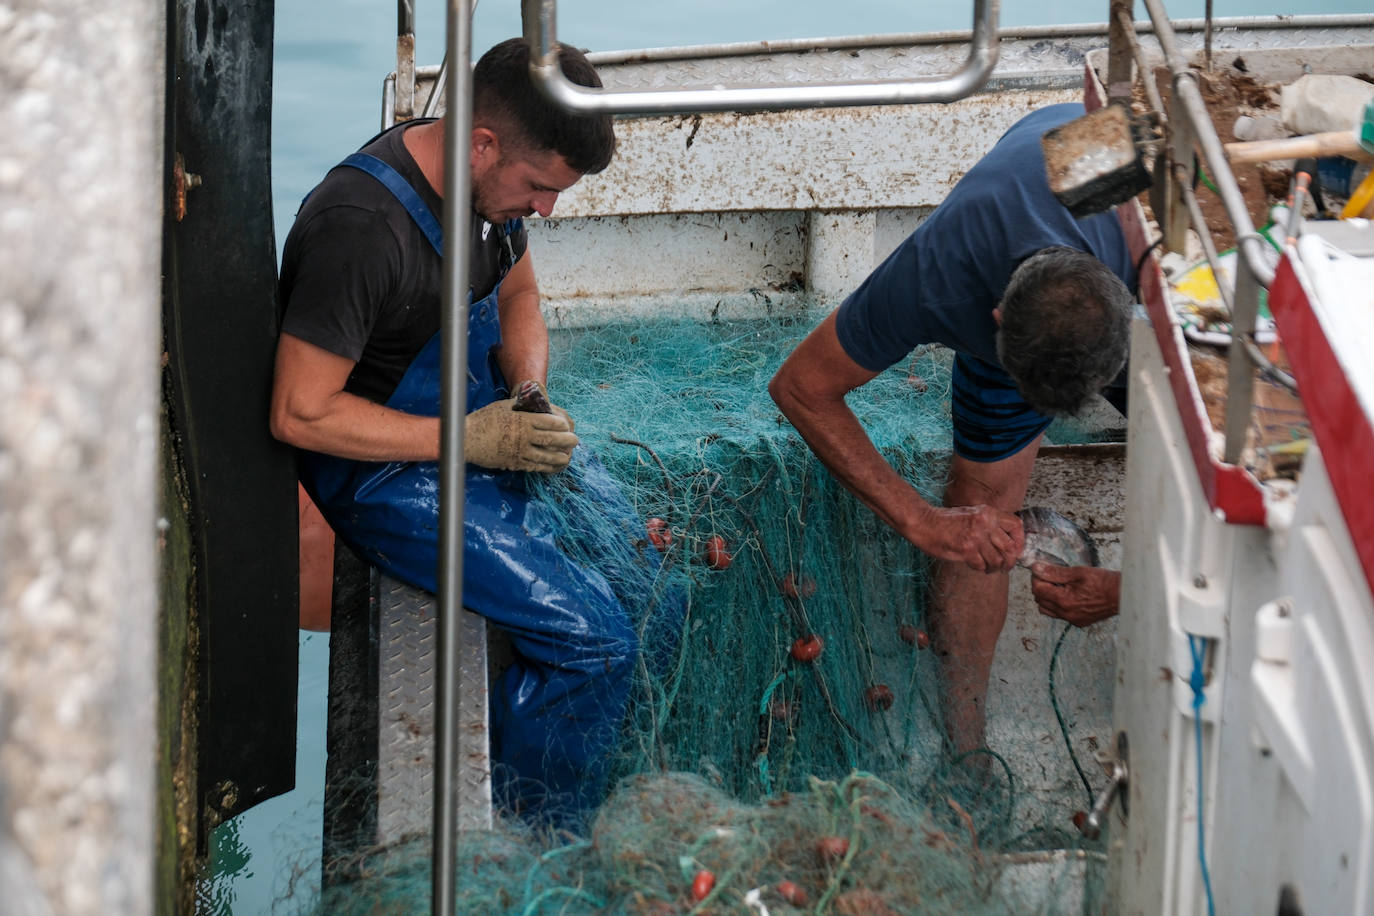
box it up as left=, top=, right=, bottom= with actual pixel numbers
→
left=1174, top=259, right=1227, bottom=304
left=1342, top=168, right=1374, bottom=219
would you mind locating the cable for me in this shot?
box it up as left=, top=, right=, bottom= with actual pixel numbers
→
left=1133, top=236, right=1165, bottom=298
left=947, top=747, right=1017, bottom=845
left=1049, top=621, right=1095, bottom=811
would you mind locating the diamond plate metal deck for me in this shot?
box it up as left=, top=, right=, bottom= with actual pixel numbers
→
left=374, top=575, right=492, bottom=843
left=322, top=546, right=492, bottom=880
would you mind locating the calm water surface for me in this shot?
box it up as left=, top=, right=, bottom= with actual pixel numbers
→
left=199, top=1, right=1370, bottom=911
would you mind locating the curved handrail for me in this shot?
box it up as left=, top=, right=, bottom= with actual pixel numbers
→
left=520, top=0, right=1001, bottom=114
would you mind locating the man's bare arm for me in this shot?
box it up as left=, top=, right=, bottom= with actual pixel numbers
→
left=768, top=311, right=1021, bottom=571
left=270, top=332, right=441, bottom=462
left=493, top=251, right=549, bottom=389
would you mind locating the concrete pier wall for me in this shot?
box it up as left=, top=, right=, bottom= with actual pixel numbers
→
left=0, top=1, right=163, bottom=912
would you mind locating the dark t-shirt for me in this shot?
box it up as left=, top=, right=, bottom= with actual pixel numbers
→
left=278, top=119, right=529, bottom=404
left=834, top=103, right=1136, bottom=372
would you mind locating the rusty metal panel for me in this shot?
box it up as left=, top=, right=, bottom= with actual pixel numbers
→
left=412, top=24, right=1374, bottom=219
left=589, top=37, right=1089, bottom=94
left=417, top=23, right=1374, bottom=127
left=584, top=23, right=1374, bottom=97
left=557, top=90, right=1082, bottom=217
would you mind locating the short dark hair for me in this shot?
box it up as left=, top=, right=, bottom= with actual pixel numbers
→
left=472, top=38, right=616, bottom=175
left=996, top=247, right=1133, bottom=417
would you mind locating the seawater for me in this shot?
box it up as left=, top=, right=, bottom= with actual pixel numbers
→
left=202, top=1, right=1370, bottom=912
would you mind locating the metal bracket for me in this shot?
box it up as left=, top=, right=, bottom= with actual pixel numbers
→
left=1078, top=730, right=1130, bottom=839
left=171, top=152, right=201, bottom=222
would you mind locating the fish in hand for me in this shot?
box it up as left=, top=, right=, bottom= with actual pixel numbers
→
left=1016, top=506, right=1099, bottom=569
left=512, top=379, right=552, bottom=414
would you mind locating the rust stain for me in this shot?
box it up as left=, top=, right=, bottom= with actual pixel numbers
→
left=172, top=152, right=201, bottom=222
left=557, top=90, right=1077, bottom=218
left=684, top=113, right=702, bottom=149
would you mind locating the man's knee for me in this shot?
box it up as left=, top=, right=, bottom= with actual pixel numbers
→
left=560, top=607, right=638, bottom=678
left=944, top=444, right=1041, bottom=512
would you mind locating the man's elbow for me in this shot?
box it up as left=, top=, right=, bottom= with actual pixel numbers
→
left=269, top=397, right=307, bottom=448
left=768, top=369, right=802, bottom=421
left=767, top=371, right=786, bottom=409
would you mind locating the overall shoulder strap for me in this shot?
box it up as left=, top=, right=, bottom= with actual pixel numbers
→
left=340, top=152, right=444, bottom=256
left=494, top=218, right=524, bottom=274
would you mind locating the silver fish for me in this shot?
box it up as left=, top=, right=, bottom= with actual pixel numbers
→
left=1016, top=506, right=1099, bottom=569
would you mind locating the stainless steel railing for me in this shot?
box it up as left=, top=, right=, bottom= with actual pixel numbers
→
left=520, top=0, right=1000, bottom=114
left=434, top=1, right=475, bottom=912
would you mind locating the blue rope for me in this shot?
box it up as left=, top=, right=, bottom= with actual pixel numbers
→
left=1188, top=634, right=1217, bottom=916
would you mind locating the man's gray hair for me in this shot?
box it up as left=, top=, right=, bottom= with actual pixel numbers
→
left=996, top=246, right=1133, bottom=417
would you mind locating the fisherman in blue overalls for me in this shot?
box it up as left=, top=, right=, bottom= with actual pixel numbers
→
left=271, top=38, right=633, bottom=829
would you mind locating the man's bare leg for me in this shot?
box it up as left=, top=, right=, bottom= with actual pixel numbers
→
left=931, top=559, right=1010, bottom=757
left=929, top=439, right=1041, bottom=757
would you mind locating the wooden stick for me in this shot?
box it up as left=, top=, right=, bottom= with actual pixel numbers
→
left=1224, top=130, right=1373, bottom=165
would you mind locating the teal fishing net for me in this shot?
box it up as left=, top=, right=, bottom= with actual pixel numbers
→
left=318, top=771, right=1015, bottom=915
left=282, top=309, right=1117, bottom=914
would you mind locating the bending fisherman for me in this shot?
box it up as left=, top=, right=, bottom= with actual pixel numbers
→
left=770, top=104, right=1130, bottom=761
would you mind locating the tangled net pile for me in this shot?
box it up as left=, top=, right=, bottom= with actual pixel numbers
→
left=311, top=310, right=1114, bottom=914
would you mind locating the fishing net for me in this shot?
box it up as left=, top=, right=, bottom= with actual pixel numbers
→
left=288, top=307, right=1117, bottom=914
left=317, top=771, right=1019, bottom=915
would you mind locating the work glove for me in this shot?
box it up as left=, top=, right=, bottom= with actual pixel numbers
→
left=464, top=397, right=578, bottom=473
left=549, top=402, right=576, bottom=432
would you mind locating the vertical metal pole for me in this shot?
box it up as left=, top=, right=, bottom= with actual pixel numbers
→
left=1107, top=0, right=1136, bottom=107
left=1204, top=0, right=1214, bottom=72
left=1222, top=256, right=1262, bottom=465
left=1164, top=79, right=1194, bottom=254
left=1152, top=2, right=1193, bottom=255
left=397, top=0, right=417, bottom=121
left=1141, top=1, right=1273, bottom=284
left=434, top=0, right=472, bottom=911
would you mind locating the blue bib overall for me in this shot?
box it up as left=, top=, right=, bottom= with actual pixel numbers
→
left=297, top=152, right=638, bottom=827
